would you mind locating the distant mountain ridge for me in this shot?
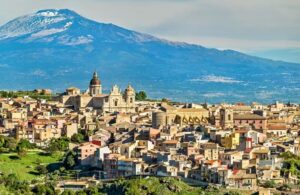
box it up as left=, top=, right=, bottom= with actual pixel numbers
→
left=0, top=9, right=299, bottom=103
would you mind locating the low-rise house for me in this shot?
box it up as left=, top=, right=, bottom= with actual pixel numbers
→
left=96, top=146, right=111, bottom=169
left=201, top=143, right=219, bottom=160
left=222, top=151, right=243, bottom=167
left=63, top=122, right=78, bottom=138
left=156, top=164, right=178, bottom=177
left=251, top=147, right=270, bottom=160
left=267, top=124, right=287, bottom=137
left=117, top=158, right=144, bottom=177
left=120, top=142, right=137, bottom=158
left=77, top=142, right=100, bottom=167
left=161, top=140, right=179, bottom=151
left=103, top=153, right=122, bottom=179
left=221, top=132, right=240, bottom=150
left=227, top=170, right=257, bottom=189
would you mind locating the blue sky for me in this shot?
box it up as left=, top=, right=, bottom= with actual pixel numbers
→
left=1, top=0, right=300, bottom=63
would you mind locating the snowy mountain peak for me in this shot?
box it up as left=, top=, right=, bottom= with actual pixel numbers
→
left=0, top=9, right=179, bottom=45
left=0, top=9, right=86, bottom=41
left=36, top=9, right=80, bottom=18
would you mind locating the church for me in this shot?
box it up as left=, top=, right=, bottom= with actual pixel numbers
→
left=60, top=72, right=136, bottom=113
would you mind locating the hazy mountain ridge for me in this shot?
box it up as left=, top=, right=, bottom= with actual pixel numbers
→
left=0, top=9, right=299, bottom=103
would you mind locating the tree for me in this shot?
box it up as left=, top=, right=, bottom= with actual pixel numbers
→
left=0, top=174, right=31, bottom=194
left=35, top=165, right=48, bottom=175
left=33, top=183, right=55, bottom=195
left=84, top=185, right=100, bottom=195
left=63, top=151, right=76, bottom=169
left=3, top=174, right=18, bottom=188
left=0, top=136, right=5, bottom=148
left=135, top=91, right=147, bottom=101
left=61, top=190, right=76, bottom=195
left=3, top=137, right=17, bottom=151
left=16, top=146, right=27, bottom=158
left=17, top=139, right=35, bottom=149
left=71, top=133, right=85, bottom=143
left=46, top=137, right=70, bottom=154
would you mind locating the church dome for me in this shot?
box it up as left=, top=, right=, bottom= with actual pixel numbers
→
left=90, top=71, right=101, bottom=85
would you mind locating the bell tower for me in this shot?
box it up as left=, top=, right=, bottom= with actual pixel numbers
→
left=124, top=84, right=135, bottom=106
left=220, top=108, right=233, bottom=129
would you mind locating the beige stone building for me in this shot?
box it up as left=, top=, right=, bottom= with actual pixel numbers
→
left=60, top=72, right=136, bottom=113
left=152, top=103, right=209, bottom=127
left=201, top=143, right=219, bottom=160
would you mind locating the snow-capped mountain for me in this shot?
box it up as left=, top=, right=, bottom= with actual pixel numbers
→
left=0, top=9, right=299, bottom=103
left=0, top=9, right=163, bottom=44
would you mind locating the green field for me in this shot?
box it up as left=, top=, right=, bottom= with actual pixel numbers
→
left=0, top=150, right=63, bottom=181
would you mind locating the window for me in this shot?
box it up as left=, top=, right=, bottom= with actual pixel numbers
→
left=114, top=99, right=118, bottom=106
left=130, top=97, right=133, bottom=103
left=228, top=114, right=231, bottom=121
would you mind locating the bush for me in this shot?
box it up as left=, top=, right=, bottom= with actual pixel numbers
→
left=35, top=165, right=48, bottom=175
left=277, top=184, right=292, bottom=191
left=224, top=191, right=241, bottom=195
left=263, top=180, right=276, bottom=188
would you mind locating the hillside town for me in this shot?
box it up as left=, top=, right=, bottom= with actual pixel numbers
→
left=0, top=72, right=300, bottom=194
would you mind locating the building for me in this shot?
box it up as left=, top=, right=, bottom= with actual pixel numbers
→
left=103, top=153, right=121, bottom=178
left=233, top=113, right=267, bottom=130
left=60, top=72, right=136, bottom=113
left=221, top=132, right=240, bottom=150
left=201, top=143, right=220, bottom=160
left=266, top=124, right=287, bottom=137
left=228, top=171, right=257, bottom=189
left=76, top=142, right=100, bottom=167
left=152, top=103, right=209, bottom=127
left=220, top=108, right=234, bottom=129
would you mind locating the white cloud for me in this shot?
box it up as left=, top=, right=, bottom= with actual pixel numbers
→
left=202, top=92, right=225, bottom=98
left=31, top=69, right=46, bottom=77
left=190, top=75, right=242, bottom=84
left=30, top=28, right=66, bottom=38
left=59, top=35, right=93, bottom=45
left=255, top=91, right=278, bottom=99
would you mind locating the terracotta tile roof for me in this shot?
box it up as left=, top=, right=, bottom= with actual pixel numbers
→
left=267, top=124, right=287, bottom=130
left=232, top=105, right=251, bottom=111
left=163, top=140, right=178, bottom=144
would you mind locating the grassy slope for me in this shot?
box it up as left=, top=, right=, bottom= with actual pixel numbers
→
left=0, top=150, right=62, bottom=181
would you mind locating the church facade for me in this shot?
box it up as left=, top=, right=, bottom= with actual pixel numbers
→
left=60, top=72, right=136, bottom=113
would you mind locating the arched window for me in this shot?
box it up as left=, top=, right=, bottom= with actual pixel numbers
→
left=130, top=97, right=133, bottom=103
left=228, top=114, right=231, bottom=121
left=114, top=99, right=118, bottom=106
